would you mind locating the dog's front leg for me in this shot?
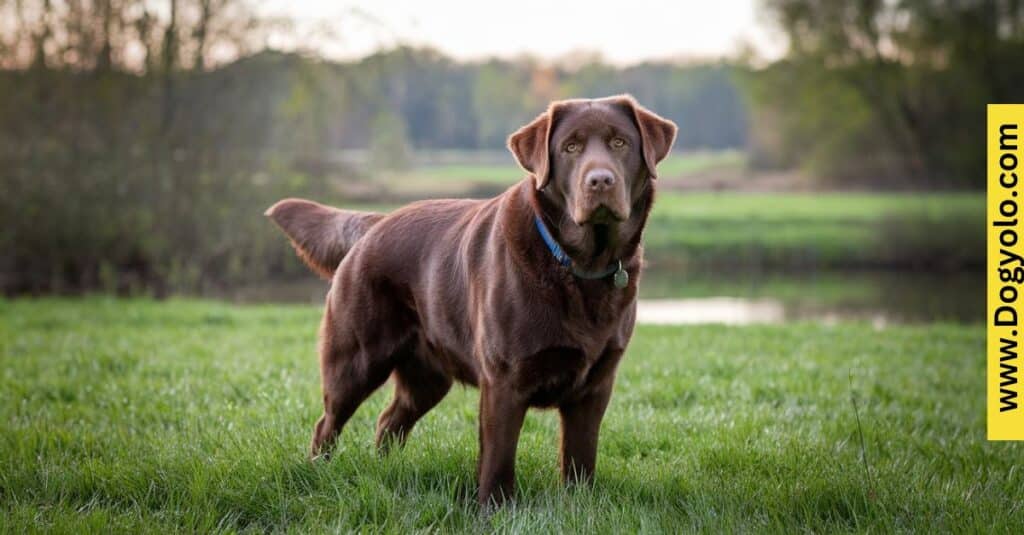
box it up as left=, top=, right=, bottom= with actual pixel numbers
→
left=558, top=381, right=614, bottom=486
left=477, top=379, right=528, bottom=506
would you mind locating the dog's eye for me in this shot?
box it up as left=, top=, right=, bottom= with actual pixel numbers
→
left=610, top=137, right=627, bottom=149
left=564, top=142, right=580, bottom=153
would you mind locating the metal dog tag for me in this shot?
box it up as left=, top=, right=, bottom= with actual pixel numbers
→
left=613, top=262, right=628, bottom=289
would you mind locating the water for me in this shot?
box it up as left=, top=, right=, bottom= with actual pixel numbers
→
left=638, top=269, right=981, bottom=325
left=223, top=269, right=982, bottom=326
left=637, top=298, right=786, bottom=325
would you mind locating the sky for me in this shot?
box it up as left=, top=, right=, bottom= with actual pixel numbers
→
left=259, top=0, right=784, bottom=65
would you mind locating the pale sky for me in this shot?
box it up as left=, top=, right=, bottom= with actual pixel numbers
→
left=259, top=1, right=784, bottom=65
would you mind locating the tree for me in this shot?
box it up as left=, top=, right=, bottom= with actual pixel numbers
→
left=369, top=109, right=412, bottom=172
left=746, top=0, right=1024, bottom=188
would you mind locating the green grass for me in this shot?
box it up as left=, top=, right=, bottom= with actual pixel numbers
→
left=647, top=150, right=744, bottom=178
left=644, top=192, right=984, bottom=269
left=1, top=299, right=1014, bottom=532
left=413, top=164, right=525, bottom=185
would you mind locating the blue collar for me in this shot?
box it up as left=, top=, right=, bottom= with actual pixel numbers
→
left=534, top=215, right=572, bottom=267
left=533, top=215, right=628, bottom=286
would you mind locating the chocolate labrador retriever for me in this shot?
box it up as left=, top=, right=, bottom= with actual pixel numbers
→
left=266, top=95, right=676, bottom=505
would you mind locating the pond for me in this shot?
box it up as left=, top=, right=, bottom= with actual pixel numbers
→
left=637, top=269, right=981, bottom=325
left=225, top=268, right=981, bottom=326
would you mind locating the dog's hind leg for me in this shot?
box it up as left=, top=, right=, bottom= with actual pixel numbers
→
left=310, top=304, right=405, bottom=460
left=375, top=348, right=452, bottom=453
left=310, top=344, right=395, bottom=459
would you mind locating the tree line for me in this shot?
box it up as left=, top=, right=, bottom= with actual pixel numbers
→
left=2, top=0, right=1015, bottom=295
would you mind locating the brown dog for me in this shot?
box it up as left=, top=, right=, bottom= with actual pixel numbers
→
left=266, top=95, right=676, bottom=505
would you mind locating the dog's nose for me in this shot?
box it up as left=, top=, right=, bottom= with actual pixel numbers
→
left=584, top=169, right=616, bottom=192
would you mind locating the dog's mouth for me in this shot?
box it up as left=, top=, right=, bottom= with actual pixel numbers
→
left=577, top=204, right=625, bottom=225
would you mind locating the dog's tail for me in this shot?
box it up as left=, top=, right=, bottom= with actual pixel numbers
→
left=265, top=198, right=385, bottom=279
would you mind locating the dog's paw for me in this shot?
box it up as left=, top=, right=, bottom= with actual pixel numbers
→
left=309, top=451, right=332, bottom=463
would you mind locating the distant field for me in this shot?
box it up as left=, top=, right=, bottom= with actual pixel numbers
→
left=644, top=192, right=983, bottom=270
left=374, top=151, right=745, bottom=196
left=647, top=150, right=745, bottom=178
left=1, top=299, right=1011, bottom=532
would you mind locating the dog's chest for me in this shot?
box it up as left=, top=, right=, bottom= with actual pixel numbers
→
left=513, top=336, right=622, bottom=407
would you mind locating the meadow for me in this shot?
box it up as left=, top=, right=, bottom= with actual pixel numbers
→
left=1, top=299, right=1013, bottom=533
left=644, top=191, right=983, bottom=270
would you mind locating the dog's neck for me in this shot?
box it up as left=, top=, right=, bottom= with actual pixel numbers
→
left=530, top=180, right=652, bottom=273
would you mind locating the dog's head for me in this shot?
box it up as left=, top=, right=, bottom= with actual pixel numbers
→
left=508, top=95, right=676, bottom=226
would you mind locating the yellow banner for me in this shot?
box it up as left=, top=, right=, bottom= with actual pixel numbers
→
left=989, top=104, right=1024, bottom=440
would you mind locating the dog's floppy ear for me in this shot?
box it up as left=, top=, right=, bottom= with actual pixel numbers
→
left=508, top=103, right=563, bottom=190
left=615, top=95, right=677, bottom=179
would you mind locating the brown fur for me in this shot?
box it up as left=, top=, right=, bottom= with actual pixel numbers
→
left=265, top=199, right=385, bottom=279
left=265, top=95, right=677, bottom=505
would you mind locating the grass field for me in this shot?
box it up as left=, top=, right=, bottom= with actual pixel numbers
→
left=1, top=299, right=1014, bottom=532
left=644, top=191, right=984, bottom=270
